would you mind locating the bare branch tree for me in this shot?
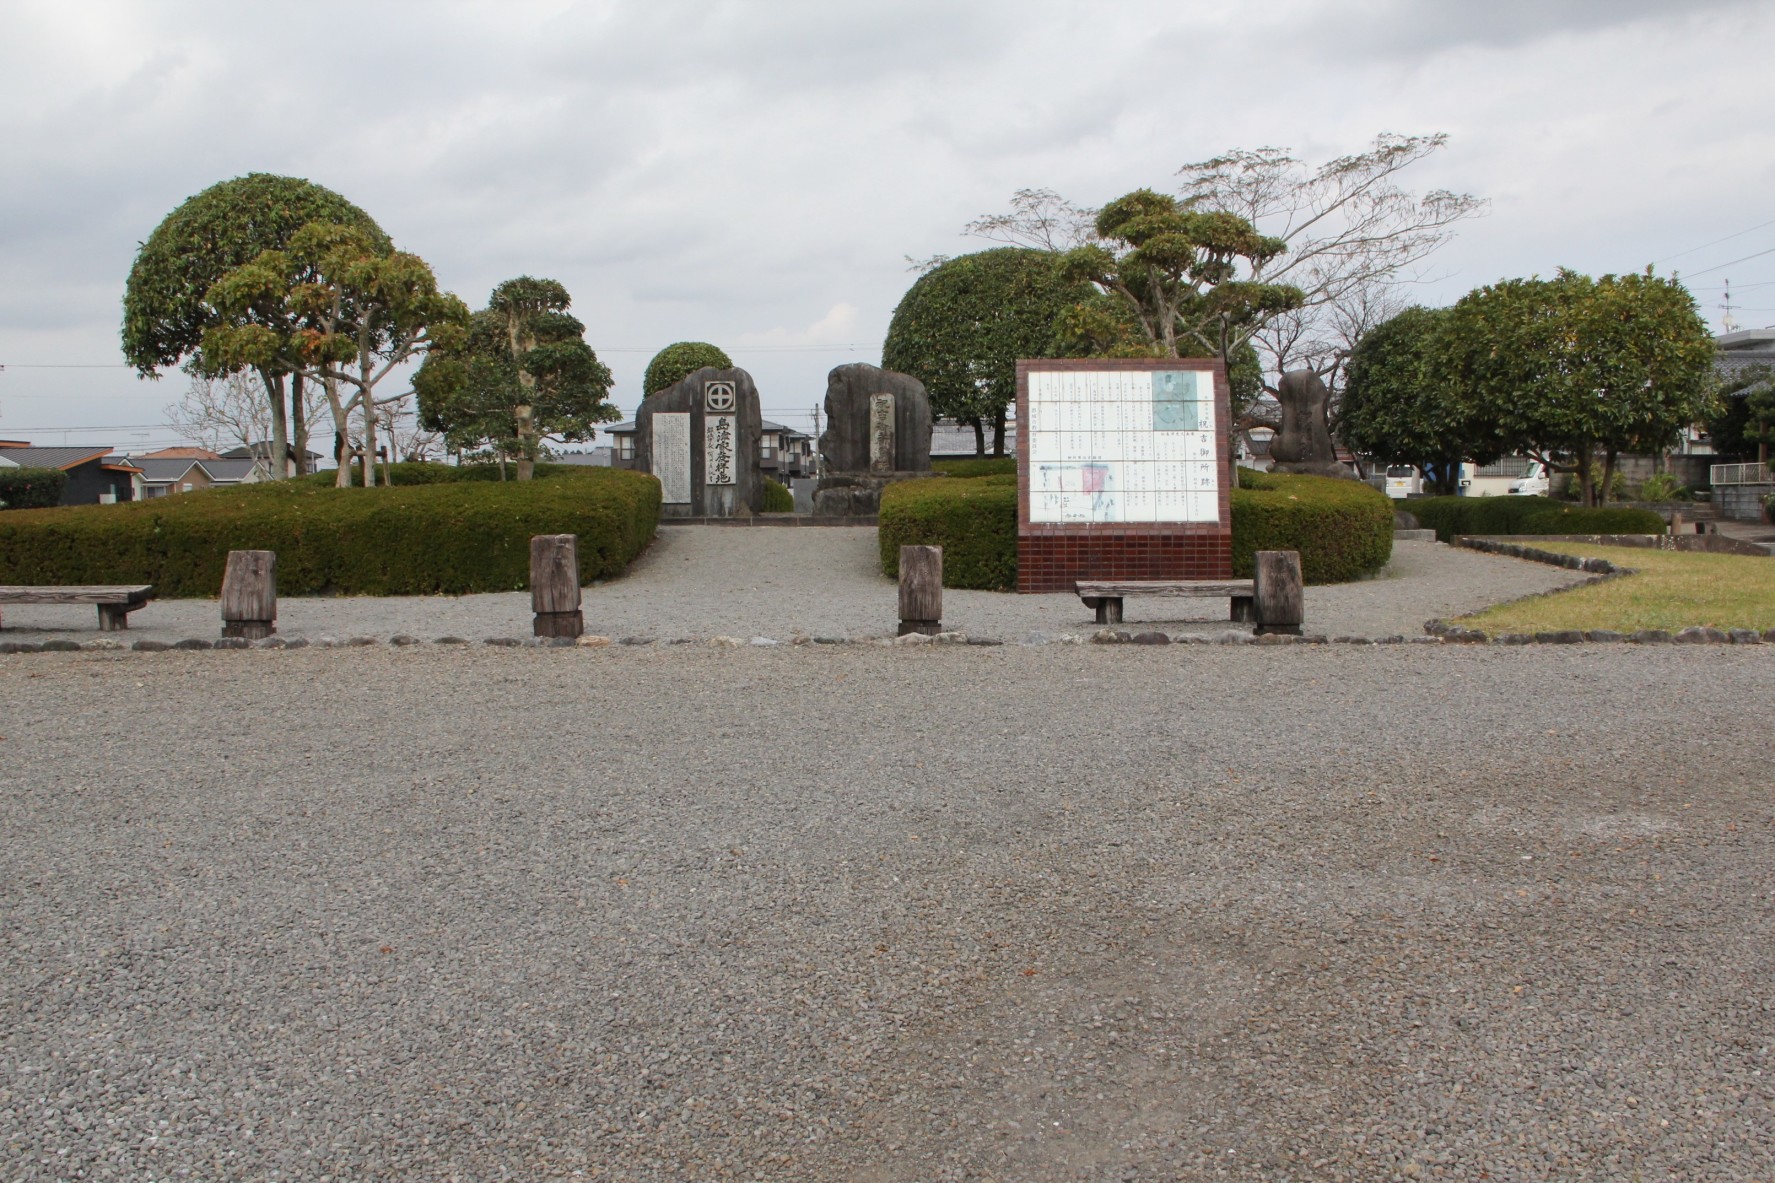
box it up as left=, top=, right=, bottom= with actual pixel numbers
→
left=964, top=188, right=1099, bottom=252
left=166, top=369, right=268, bottom=454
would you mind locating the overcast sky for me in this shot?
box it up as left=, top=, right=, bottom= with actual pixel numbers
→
left=2, top=0, right=1771, bottom=451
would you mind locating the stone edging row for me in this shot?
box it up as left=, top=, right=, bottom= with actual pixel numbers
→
left=4, top=624, right=1771, bottom=655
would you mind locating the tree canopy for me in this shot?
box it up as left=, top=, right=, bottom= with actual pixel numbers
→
left=121, top=174, right=390, bottom=478
left=644, top=342, right=733, bottom=395
left=882, top=248, right=1094, bottom=455
left=1338, top=306, right=1496, bottom=494
left=416, top=277, right=617, bottom=480
left=1444, top=269, right=1715, bottom=503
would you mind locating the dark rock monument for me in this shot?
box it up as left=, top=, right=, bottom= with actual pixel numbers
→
left=1268, top=368, right=1351, bottom=479
left=814, top=363, right=932, bottom=515
left=634, top=367, right=765, bottom=518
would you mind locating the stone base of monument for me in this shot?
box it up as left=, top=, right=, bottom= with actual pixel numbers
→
left=813, top=473, right=928, bottom=516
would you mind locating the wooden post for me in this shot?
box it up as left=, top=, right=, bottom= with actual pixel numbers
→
left=531, top=534, right=583, bottom=638
left=898, top=545, right=942, bottom=636
left=220, top=550, right=277, bottom=639
left=1253, top=549, right=1304, bottom=636
left=1668, top=510, right=1683, bottom=535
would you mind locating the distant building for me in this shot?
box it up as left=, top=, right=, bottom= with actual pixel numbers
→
left=141, top=446, right=223, bottom=461
left=0, top=444, right=141, bottom=504
left=1716, top=328, right=1775, bottom=383
left=128, top=455, right=263, bottom=497
left=553, top=448, right=614, bottom=467
left=603, top=420, right=815, bottom=479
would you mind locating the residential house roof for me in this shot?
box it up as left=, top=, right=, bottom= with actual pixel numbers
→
left=142, top=446, right=222, bottom=460
left=132, top=457, right=208, bottom=483
left=221, top=442, right=323, bottom=460
left=200, top=459, right=258, bottom=483
left=0, top=445, right=117, bottom=471
left=1717, top=329, right=1775, bottom=383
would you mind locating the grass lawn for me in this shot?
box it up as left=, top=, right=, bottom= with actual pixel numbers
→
left=1455, top=542, right=1775, bottom=634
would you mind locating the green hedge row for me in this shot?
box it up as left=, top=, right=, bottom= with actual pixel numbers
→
left=0, top=468, right=68, bottom=510
left=879, top=474, right=1019, bottom=590
left=1231, top=469, right=1395, bottom=584
left=879, top=467, right=1395, bottom=589
left=306, top=460, right=576, bottom=487
left=0, top=466, right=661, bottom=596
left=1405, top=495, right=1665, bottom=542
left=930, top=456, right=1018, bottom=479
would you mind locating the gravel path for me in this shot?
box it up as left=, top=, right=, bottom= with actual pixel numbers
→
left=2, top=644, right=1771, bottom=1181
left=0, top=529, right=1585, bottom=643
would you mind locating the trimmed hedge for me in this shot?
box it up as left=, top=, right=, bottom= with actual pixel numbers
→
left=879, top=474, right=1018, bottom=590
left=1405, top=495, right=1665, bottom=542
left=879, top=468, right=1394, bottom=589
left=1518, top=505, right=1669, bottom=536
left=0, top=465, right=660, bottom=596
left=1231, top=469, right=1395, bottom=584
left=0, top=468, right=68, bottom=510
left=930, top=456, right=1018, bottom=479
left=307, top=461, right=573, bottom=487
left=761, top=477, right=794, bottom=513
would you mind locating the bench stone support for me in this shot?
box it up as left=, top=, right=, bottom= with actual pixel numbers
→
left=98, top=604, right=132, bottom=632
left=531, top=534, right=584, bottom=638
left=1253, top=550, right=1304, bottom=636
left=220, top=550, right=278, bottom=639
left=898, top=545, right=943, bottom=635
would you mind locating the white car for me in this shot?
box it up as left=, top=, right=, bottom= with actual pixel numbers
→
left=1508, top=462, right=1549, bottom=496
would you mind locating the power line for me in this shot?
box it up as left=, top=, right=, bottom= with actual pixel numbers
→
left=1681, top=246, right=1775, bottom=280
left=1655, top=218, right=1775, bottom=265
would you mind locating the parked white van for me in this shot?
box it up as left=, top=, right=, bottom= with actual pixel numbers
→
left=1508, top=462, right=1549, bottom=496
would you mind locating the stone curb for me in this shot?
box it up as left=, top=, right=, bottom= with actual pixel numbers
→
left=2, top=625, right=1771, bottom=656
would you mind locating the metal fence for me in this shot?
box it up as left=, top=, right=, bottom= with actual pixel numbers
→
left=1710, top=462, right=1774, bottom=486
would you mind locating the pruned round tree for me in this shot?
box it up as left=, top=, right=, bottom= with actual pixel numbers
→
left=882, top=248, right=1093, bottom=456
left=644, top=342, right=732, bottom=395
left=121, top=174, right=389, bottom=477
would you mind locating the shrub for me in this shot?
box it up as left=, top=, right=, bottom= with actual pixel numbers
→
left=930, top=456, right=1018, bottom=479
left=1407, top=495, right=1664, bottom=540
left=879, top=474, right=1018, bottom=590
left=306, top=460, right=572, bottom=487
left=879, top=468, right=1394, bottom=589
left=761, top=477, right=794, bottom=513
left=0, top=468, right=67, bottom=510
left=1636, top=473, right=1687, bottom=502
left=643, top=342, right=732, bottom=395
left=1518, top=505, right=1669, bottom=536
left=1230, top=470, right=1394, bottom=584
left=0, top=466, right=660, bottom=596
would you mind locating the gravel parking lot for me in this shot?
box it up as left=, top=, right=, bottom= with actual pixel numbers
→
left=2, top=642, right=1770, bottom=1181
left=0, top=529, right=1586, bottom=644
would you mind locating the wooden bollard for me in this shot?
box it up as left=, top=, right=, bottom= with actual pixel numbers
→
left=898, top=545, right=942, bottom=636
left=531, top=534, right=583, bottom=638
left=1668, top=510, right=1683, bottom=535
left=1253, top=549, right=1304, bottom=636
left=220, top=550, right=277, bottom=639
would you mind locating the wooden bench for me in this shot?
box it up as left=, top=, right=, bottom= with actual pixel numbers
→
left=1076, top=580, right=1255, bottom=625
left=0, top=585, right=156, bottom=632
left=1076, top=552, right=1306, bottom=635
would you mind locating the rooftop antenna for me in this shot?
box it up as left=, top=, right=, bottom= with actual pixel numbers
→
left=1721, top=278, right=1739, bottom=334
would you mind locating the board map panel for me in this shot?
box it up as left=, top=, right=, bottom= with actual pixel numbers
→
left=1025, top=368, right=1219, bottom=524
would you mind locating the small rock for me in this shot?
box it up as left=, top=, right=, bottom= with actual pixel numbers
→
left=41, top=639, right=81, bottom=652
left=1729, top=629, right=1761, bottom=644
left=618, top=637, right=654, bottom=646
left=484, top=637, right=522, bottom=647
left=711, top=636, right=746, bottom=647
left=390, top=634, right=420, bottom=646
left=253, top=637, right=288, bottom=649
left=1497, top=633, right=1535, bottom=645
left=1331, top=635, right=1372, bottom=645
left=434, top=636, right=469, bottom=645
left=174, top=638, right=213, bottom=650
left=1092, top=629, right=1131, bottom=644
left=1673, top=626, right=1729, bottom=644
left=347, top=636, right=380, bottom=647
left=749, top=636, right=780, bottom=647
left=932, top=631, right=968, bottom=644
left=1375, top=635, right=1407, bottom=645
left=1130, top=631, right=1170, bottom=645
left=83, top=638, right=127, bottom=650
left=1216, top=631, right=1253, bottom=645
left=283, top=637, right=310, bottom=649
left=576, top=634, right=613, bottom=648
left=212, top=637, right=250, bottom=650
left=131, top=640, right=169, bottom=652
left=1585, top=630, right=1624, bottom=643
left=812, top=636, right=848, bottom=645
left=965, top=636, right=1005, bottom=646
left=1631, top=629, right=1672, bottom=643
left=1535, top=630, right=1586, bottom=644
left=892, top=632, right=933, bottom=646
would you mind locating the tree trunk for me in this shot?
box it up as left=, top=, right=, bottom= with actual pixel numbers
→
left=290, top=371, right=307, bottom=477
left=515, top=404, right=536, bottom=481
left=323, top=374, right=352, bottom=488
left=362, top=396, right=377, bottom=488
left=1601, top=449, right=1618, bottom=505
left=261, top=368, right=289, bottom=482
left=992, top=409, right=1007, bottom=457
left=1576, top=450, right=1595, bottom=508
left=970, top=418, right=985, bottom=457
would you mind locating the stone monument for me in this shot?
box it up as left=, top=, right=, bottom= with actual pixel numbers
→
left=1268, top=368, right=1352, bottom=479
left=814, top=363, right=932, bottom=515
left=634, top=366, right=765, bottom=518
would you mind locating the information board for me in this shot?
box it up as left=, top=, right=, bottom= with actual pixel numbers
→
left=1025, top=368, right=1220, bottom=523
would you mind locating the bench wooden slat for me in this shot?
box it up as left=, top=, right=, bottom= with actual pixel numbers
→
left=1075, top=580, right=1253, bottom=598
left=0, top=586, right=155, bottom=605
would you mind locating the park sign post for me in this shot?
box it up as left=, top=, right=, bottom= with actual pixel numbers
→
left=1015, top=358, right=1233, bottom=592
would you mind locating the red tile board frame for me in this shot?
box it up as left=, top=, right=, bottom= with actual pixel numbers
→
left=1015, top=357, right=1233, bottom=593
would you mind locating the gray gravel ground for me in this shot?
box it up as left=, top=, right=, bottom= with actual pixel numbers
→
left=2, top=643, right=1771, bottom=1181
left=0, top=529, right=1584, bottom=643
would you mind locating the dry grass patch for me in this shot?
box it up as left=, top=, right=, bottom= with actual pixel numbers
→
left=1456, top=543, right=1775, bottom=634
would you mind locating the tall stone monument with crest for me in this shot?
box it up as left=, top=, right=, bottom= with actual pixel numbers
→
left=634, top=367, right=765, bottom=518
left=813, top=363, right=932, bottom=515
